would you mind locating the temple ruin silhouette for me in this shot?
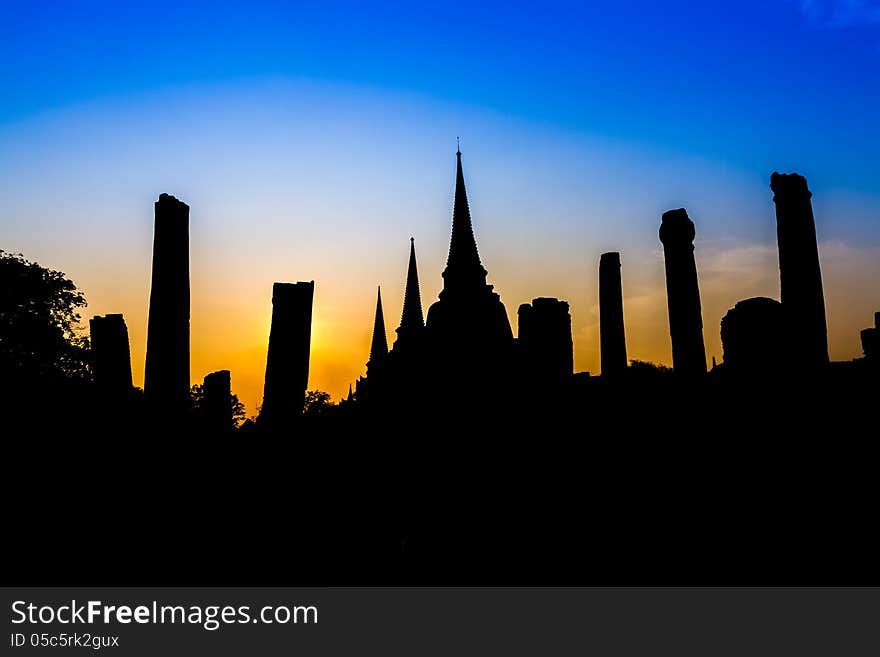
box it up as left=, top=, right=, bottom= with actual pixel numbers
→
left=335, top=157, right=874, bottom=418
left=349, top=148, right=574, bottom=408
left=66, top=155, right=874, bottom=434
left=7, top=148, right=880, bottom=587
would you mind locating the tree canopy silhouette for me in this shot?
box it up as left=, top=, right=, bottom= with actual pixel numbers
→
left=628, top=359, right=672, bottom=374
left=0, top=250, right=89, bottom=381
left=303, top=389, right=335, bottom=417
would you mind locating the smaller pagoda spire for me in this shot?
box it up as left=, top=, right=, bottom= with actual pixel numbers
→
left=367, top=286, right=388, bottom=374
left=397, top=237, right=424, bottom=339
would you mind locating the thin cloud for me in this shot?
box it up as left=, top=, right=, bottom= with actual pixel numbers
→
left=796, top=0, right=880, bottom=28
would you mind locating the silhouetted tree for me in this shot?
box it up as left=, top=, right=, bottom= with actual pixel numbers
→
left=625, top=359, right=674, bottom=384
left=232, top=396, right=246, bottom=426
left=303, top=389, right=335, bottom=417
left=0, top=250, right=89, bottom=381
left=628, top=359, right=672, bottom=373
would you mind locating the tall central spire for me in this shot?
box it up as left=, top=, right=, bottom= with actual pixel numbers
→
left=424, top=145, right=515, bottom=369
left=442, top=148, right=488, bottom=292
left=367, top=286, right=388, bottom=373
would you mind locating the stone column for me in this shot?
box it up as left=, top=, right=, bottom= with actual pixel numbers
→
left=659, top=209, right=706, bottom=376
left=144, top=193, right=190, bottom=410
left=599, top=252, right=627, bottom=378
left=517, top=297, right=573, bottom=382
left=260, top=281, right=314, bottom=425
left=90, top=313, right=133, bottom=393
left=861, top=312, right=879, bottom=361
left=771, top=172, right=829, bottom=368
left=203, top=370, right=232, bottom=432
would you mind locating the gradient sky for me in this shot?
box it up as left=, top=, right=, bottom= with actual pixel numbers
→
left=2, top=1, right=879, bottom=415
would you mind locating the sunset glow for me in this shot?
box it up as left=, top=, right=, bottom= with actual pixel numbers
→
left=3, top=1, right=878, bottom=415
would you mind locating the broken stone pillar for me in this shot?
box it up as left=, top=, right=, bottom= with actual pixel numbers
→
left=659, top=209, right=707, bottom=376
left=202, top=369, right=232, bottom=432
left=771, top=172, right=829, bottom=368
left=89, top=313, right=133, bottom=393
left=518, top=297, right=573, bottom=382
left=599, top=252, right=627, bottom=378
left=861, top=312, right=879, bottom=361
left=260, top=281, right=314, bottom=425
left=144, top=193, right=190, bottom=410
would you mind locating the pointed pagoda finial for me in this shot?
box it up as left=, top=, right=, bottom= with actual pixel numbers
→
left=367, top=286, right=388, bottom=373
left=456, top=136, right=461, bottom=155
left=397, top=237, right=425, bottom=341
left=443, top=147, right=486, bottom=288
left=347, top=383, right=353, bottom=402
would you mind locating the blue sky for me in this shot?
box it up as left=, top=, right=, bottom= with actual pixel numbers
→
left=3, top=1, right=879, bottom=184
left=1, top=0, right=878, bottom=409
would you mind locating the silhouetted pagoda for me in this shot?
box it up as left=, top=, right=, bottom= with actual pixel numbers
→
left=424, top=149, right=514, bottom=379
left=352, top=148, right=522, bottom=409
left=382, top=238, right=428, bottom=400
left=368, top=287, right=389, bottom=374
left=393, top=238, right=424, bottom=352
left=355, top=287, right=391, bottom=403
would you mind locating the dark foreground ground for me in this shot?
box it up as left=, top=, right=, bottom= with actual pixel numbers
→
left=4, top=368, right=878, bottom=586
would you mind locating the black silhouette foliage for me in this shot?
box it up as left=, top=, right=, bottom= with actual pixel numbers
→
left=303, top=389, right=334, bottom=416
left=0, top=250, right=89, bottom=380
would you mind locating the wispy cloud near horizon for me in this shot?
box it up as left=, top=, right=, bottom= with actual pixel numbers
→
left=796, top=0, right=880, bottom=28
